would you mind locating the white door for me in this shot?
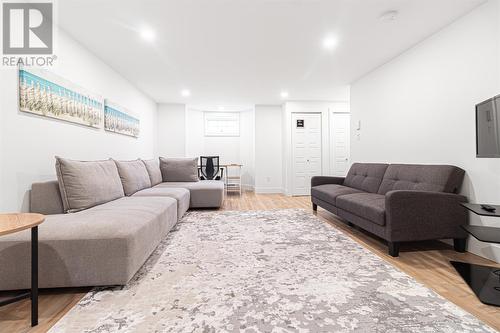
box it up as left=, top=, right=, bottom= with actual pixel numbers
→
left=331, top=113, right=350, bottom=176
left=292, top=113, right=322, bottom=195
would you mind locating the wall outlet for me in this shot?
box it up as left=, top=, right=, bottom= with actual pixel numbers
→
left=266, top=177, right=271, bottom=182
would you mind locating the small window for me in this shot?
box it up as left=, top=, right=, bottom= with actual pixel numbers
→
left=204, top=112, right=240, bottom=137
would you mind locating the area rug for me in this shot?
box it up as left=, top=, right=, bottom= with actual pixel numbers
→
left=49, top=209, right=496, bottom=332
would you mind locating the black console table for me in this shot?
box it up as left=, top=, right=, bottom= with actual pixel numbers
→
left=451, top=203, right=500, bottom=307
left=460, top=203, right=500, bottom=217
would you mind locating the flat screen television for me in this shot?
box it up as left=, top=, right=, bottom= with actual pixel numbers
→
left=476, top=95, right=500, bottom=158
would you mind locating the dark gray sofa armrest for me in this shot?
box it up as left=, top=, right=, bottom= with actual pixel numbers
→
left=311, top=176, right=345, bottom=187
left=385, top=190, right=468, bottom=242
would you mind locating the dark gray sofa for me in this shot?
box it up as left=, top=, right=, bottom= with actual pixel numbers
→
left=311, top=163, right=468, bottom=257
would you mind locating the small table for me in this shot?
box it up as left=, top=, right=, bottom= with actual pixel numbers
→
left=460, top=203, right=500, bottom=217
left=197, top=163, right=244, bottom=194
left=0, top=213, right=45, bottom=326
left=225, top=164, right=243, bottom=195
left=451, top=203, right=500, bottom=307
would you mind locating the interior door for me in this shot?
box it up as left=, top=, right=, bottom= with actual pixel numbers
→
left=331, top=113, right=350, bottom=176
left=292, top=113, right=322, bottom=195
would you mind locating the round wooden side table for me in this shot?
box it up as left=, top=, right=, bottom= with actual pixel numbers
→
left=0, top=213, right=45, bottom=326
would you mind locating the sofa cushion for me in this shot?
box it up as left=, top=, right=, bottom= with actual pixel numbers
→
left=311, top=184, right=363, bottom=204
left=160, top=157, right=199, bottom=182
left=133, top=187, right=190, bottom=220
left=336, top=193, right=386, bottom=226
left=343, top=163, right=389, bottom=193
left=156, top=180, right=224, bottom=208
left=142, top=159, right=163, bottom=186
left=114, top=159, right=152, bottom=196
left=377, top=164, right=465, bottom=195
left=55, top=157, right=125, bottom=213
left=30, top=180, right=64, bottom=215
left=0, top=196, right=177, bottom=290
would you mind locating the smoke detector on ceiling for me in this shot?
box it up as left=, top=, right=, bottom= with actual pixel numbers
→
left=379, top=10, right=399, bottom=22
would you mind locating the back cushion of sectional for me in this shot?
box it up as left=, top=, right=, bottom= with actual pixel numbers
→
left=55, top=157, right=125, bottom=213
left=343, top=163, right=389, bottom=193
left=114, top=159, right=152, bottom=196
left=159, top=157, right=199, bottom=182
left=377, top=164, right=465, bottom=195
left=142, top=159, right=163, bottom=186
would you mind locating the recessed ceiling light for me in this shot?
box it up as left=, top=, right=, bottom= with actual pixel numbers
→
left=280, top=91, right=289, bottom=99
left=181, top=89, right=191, bottom=97
left=139, top=27, right=156, bottom=42
left=379, top=10, right=399, bottom=22
left=322, top=36, right=338, bottom=51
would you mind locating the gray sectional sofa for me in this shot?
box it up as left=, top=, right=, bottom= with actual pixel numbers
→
left=311, top=163, right=468, bottom=257
left=0, top=157, right=224, bottom=290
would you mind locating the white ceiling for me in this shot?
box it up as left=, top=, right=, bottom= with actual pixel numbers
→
left=58, top=0, right=485, bottom=105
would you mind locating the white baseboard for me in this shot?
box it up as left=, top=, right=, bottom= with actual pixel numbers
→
left=441, top=238, right=500, bottom=263
left=254, top=187, right=284, bottom=194
left=242, top=184, right=255, bottom=191
left=464, top=237, right=500, bottom=263
left=224, top=184, right=254, bottom=192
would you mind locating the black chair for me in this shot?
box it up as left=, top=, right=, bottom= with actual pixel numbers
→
left=199, top=156, right=224, bottom=180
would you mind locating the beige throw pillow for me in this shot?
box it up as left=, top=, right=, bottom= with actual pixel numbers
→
left=55, top=157, right=125, bottom=213
left=142, top=159, right=163, bottom=186
left=159, top=157, right=199, bottom=182
left=114, top=159, right=152, bottom=196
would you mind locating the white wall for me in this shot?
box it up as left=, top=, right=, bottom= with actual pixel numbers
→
left=184, top=107, right=256, bottom=189
left=239, top=110, right=256, bottom=189
left=158, top=104, right=186, bottom=157
left=351, top=0, right=500, bottom=261
left=0, top=28, right=158, bottom=212
left=159, top=104, right=291, bottom=191
left=282, top=101, right=350, bottom=195
left=157, top=100, right=350, bottom=194
left=255, top=105, right=283, bottom=193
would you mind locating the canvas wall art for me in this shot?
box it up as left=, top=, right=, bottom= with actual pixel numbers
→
left=18, top=67, right=103, bottom=128
left=104, top=101, right=140, bottom=138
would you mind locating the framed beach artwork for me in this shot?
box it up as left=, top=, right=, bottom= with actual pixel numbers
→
left=104, top=101, right=140, bottom=138
left=18, top=66, right=103, bottom=128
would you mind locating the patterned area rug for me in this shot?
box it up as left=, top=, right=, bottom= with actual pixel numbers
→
left=50, top=209, right=496, bottom=332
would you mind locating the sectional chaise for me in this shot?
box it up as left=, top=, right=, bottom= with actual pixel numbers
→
left=0, top=157, right=224, bottom=290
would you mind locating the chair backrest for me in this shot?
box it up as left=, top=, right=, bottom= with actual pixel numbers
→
left=200, top=156, right=220, bottom=180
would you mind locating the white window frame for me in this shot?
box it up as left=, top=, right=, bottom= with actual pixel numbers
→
left=204, top=112, right=240, bottom=137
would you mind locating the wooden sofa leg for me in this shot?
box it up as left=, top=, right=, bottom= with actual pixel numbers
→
left=312, top=203, right=318, bottom=211
left=388, top=242, right=400, bottom=257
left=454, top=238, right=467, bottom=253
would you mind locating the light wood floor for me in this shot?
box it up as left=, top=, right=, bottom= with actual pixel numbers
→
left=2, top=192, right=500, bottom=332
